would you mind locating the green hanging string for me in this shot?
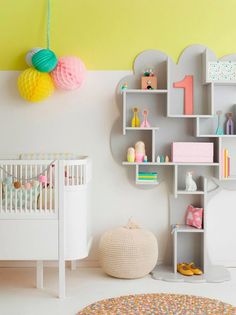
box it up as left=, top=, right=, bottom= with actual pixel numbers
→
left=47, top=0, right=51, bottom=49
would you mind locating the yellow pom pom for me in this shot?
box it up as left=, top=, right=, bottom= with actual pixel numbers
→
left=18, top=68, right=54, bottom=102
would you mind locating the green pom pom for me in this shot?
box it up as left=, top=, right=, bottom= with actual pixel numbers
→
left=32, top=49, right=58, bottom=73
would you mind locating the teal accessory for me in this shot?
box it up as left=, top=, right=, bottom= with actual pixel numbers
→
left=32, top=49, right=58, bottom=73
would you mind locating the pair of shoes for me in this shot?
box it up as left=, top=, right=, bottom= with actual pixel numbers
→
left=177, top=262, right=203, bottom=276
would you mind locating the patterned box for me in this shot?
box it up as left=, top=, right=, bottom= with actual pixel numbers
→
left=208, top=61, right=236, bottom=82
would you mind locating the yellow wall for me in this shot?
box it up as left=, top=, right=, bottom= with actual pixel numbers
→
left=0, top=0, right=236, bottom=70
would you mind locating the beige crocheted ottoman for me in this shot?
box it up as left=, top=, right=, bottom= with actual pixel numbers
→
left=99, top=220, right=158, bottom=279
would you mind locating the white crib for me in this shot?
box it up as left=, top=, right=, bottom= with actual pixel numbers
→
left=0, top=153, right=92, bottom=298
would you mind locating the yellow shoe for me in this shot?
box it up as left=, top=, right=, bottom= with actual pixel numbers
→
left=177, top=263, right=194, bottom=276
left=187, top=262, right=203, bottom=275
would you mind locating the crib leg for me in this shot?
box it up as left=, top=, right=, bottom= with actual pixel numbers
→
left=59, top=259, right=65, bottom=299
left=36, top=260, right=43, bottom=289
left=71, top=260, right=77, bottom=271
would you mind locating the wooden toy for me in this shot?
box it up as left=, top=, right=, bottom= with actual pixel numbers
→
left=160, top=155, right=165, bottom=163
left=121, top=82, right=128, bottom=91
left=127, top=147, right=135, bottom=163
left=135, top=141, right=145, bottom=162
left=165, top=155, right=170, bottom=162
left=226, top=112, right=234, bottom=135
left=173, top=75, right=194, bottom=115
left=185, top=172, right=197, bottom=192
left=141, top=109, right=150, bottom=128
left=141, top=68, right=157, bottom=90
left=143, top=155, right=148, bottom=162
left=131, top=107, right=140, bottom=127
left=216, top=110, right=224, bottom=135
left=156, top=155, right=160, bottom=163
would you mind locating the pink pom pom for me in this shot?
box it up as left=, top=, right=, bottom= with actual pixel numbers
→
left=51, top=56, right=86, bottom=90
left=39, top=175, right=47, bottom=183
left=24, top=182, right=32, bottom=190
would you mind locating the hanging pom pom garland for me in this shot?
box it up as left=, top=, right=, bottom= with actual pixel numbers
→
left=51, top=56, right=86, bottom=90
left=18, top=68, right=54, bottom=102
left=17, top=0, right=86, bottom=103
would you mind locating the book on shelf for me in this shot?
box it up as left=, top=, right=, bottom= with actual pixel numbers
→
left=222, top=148, right=231, bottom=178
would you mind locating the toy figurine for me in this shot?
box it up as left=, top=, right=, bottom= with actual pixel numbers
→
left=121, top=82, right=128, bottom=91
left=143, top=155, right=148, bottom=162
left=216, top=110, right=224, bottom=135
left=131, top=107, right=140, bottom=127
left=185, top=171, right=197, bottom=192
left=165, top=155, right=170, bottom=162
left=226, top=112, right=234, bottom=135
left=127, top=147, right=135, bottom=162
left=141, top=109, right=151, bottom=128
left=135, top=141, right=145, bottom=162
left=156, top=155, right=161, bottom=163
left=141, top=68, right=157, bottom=90
left=143, top=68, right=154, bottom=77
left=160, top=155, right=165, bottom=163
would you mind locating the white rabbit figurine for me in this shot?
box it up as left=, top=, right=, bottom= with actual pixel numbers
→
left=185, top=171, right=197, bottom=192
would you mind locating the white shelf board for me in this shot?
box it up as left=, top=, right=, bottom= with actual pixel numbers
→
left=122, top=162, right=219, bottom=166
left=136, top=181, right=159, bottom=185
left=125, top=127, right=160, bottom=131
left=122, top=89, right=168, bottom=94
left=168, top=114, right=213, bottom=118
left=172, top=224, right=204, bottom=233
left=220, top=175, right=236, bottom=181
left=198, top=134, right=236, bottom=138
left=177, top=190, right=205, bottom=195
left=205, top=80, right=236, bottom=86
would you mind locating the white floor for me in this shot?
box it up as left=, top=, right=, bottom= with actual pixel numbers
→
left=0, top=267, right=235, bottom=315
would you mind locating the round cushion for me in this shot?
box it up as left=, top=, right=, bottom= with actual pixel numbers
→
left=99, top=223, right=158, bottom=279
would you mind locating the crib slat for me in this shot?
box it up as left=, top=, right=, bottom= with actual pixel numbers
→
left=14, top=165, right=17, bottom=212
left=34, top=165, right=37, bottom=211
left=45, top=168, right=48, bottom=212
left=20, top=165, right=23, bottom=212
left=10, top=165, right=13, bottom=212
left=25, top=165, right=27, bottom=212
left=39, top=165, right=42, bottom=212
left=49, top=165, right=52, bottom=212
left=30, top=165, right=33, bottom=212
left=0, top=166, right=2, bottom=213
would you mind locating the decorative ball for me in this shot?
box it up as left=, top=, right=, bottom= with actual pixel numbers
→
left=51, top=56, right=86, bottom=90
left=32, top=180, right=39, bottom=188
left=39, top=175, right=47, bottom=183
left=99, top=220, right=158, bottom=279
left=25, top=48, right=43, bottom=66
left=32, top=49, right=58, bottom=73
left=13, top=181, right=21, bottom=189
left=18, top=68, right=54, bottom=102
left=3, top=177, right=13, bottom=186
left=24, top=182, right=32, bottom=190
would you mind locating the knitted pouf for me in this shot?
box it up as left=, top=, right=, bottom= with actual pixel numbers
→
left=99, top=220, right=158, bottom=279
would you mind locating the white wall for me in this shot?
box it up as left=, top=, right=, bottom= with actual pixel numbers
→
left=0, top=71, right=170, bottom=266
left=0, top=71, right=234, bottom=268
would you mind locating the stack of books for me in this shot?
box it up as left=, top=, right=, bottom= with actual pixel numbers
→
left=136, top=172, right=158, bottom=184
left=222, top=148, right=231, bottom=178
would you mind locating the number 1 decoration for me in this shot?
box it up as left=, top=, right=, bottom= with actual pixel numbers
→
left=173, top=75, right=194, bottom=115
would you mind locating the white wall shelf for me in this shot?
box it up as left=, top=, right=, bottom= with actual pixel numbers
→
left=114, top=46, right=233, bottom=283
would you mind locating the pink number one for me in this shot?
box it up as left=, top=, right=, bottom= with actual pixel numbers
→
left=173, top=75, right=194, bottom=115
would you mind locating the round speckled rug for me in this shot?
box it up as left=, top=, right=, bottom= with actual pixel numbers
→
left=78, top=293, right=236, bottom=315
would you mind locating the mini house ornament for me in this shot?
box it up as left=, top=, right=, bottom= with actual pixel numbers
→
left=141, top=68, right=157, bottom=90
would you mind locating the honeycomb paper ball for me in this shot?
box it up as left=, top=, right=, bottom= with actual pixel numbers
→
left=25, top=48, right=43, bottom=66
left=51, top=56, right=86, bottom=90
left=18, top=68, right=54, bottom=102
left=32, top=49, right=58, bottom=73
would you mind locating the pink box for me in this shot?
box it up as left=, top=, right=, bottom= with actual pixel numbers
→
left=172, top=142, right=214, bottom=163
